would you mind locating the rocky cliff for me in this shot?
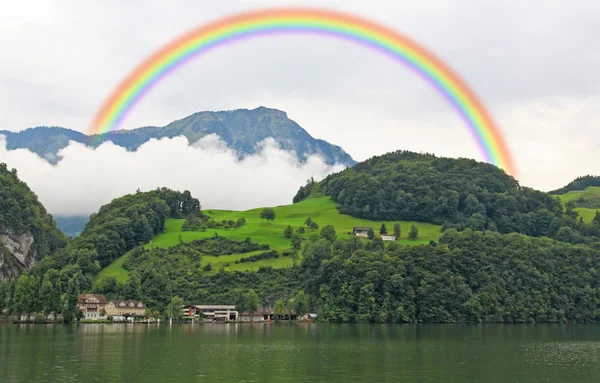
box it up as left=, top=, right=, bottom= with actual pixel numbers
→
left=0, top=224, right=37, bottom=281
left=0, top=163, right=68, bottom=281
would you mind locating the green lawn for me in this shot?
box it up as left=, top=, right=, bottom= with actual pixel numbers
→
left=94, top=249, right=131, bottom=283
left=96, top=197, right=442, bottom=282
left=575, top=208, right=596, bottom=223
left=556, top=186, right=600, bottom=223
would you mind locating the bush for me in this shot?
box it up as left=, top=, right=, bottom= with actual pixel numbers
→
left=239, top=250, right=280, bottom=263
left=34, top=315, right=46, bottom=324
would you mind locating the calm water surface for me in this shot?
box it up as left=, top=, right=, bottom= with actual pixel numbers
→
left=1, top=323, right=600, bottom=382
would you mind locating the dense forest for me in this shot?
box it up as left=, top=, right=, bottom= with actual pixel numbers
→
left=20, top=227, right=597, bottom=323
left=0, top=163, right=68, bottom=278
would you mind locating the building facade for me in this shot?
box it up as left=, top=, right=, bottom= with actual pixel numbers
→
left=381, top=234, right=396, bottom=241
left=106, top=300, right=146, bottom=319
left=182, top=305, right=238, bottom=322
left=78, top=294, right=108, bottom=320
left=353, top=226, right=372, bottom=237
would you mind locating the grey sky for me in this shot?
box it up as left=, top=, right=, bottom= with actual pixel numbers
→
left=1, top=0, right=599, bottom=204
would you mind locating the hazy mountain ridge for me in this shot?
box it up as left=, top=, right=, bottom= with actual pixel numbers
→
left=0, top=107, right=356, bottom=166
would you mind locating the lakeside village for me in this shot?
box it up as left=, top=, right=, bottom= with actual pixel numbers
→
left=2, top=293, right=318, bottom=324
left=1, top=226, right=395, bottom=324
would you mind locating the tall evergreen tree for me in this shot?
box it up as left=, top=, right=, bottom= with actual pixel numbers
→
left=379, top=224, right=387, bottom=235
left=408, top=225, right=419, bottom=240
left=63, top=275, right=80, bottom=323
left=393, top=223, right=401, bottom=239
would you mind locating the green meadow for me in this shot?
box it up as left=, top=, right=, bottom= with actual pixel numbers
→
left=96, top=197, right=441, bottom=282
left=556, top=186, right=600, bottom=223
left=574, top=208, right=596, bottom=223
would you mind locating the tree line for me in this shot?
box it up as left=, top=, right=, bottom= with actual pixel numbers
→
left=0, top=269, right=84, bottom=323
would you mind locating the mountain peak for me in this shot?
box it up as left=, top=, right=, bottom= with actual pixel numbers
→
left=0, top=108, right=355, bottom=166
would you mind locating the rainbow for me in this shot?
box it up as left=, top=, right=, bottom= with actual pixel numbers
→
left=89, top=8, right=516, bottom=175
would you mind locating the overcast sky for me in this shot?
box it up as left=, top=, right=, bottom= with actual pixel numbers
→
left=1, top=0, right=599, bottom=214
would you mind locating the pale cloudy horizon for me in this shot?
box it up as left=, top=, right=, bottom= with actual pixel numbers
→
left=1, top=0, right=599, bottom=214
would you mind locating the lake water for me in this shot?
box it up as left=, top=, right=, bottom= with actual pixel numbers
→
left=1, top=323, right=600, bottom=382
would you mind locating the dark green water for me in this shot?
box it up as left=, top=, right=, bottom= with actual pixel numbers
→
left=2, top=324, right=600, bottom=382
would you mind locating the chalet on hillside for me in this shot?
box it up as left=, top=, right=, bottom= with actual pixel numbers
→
left=353, top=226, right=372, bottom=237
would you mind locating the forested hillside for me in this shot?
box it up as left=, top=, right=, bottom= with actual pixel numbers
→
left=86, top=228, right=600, bottom=322
left=0, top=163, right=68, bottom=281
left=300, top=151, right=600, bottom=246
left=32, top=188, right=201, bottom=292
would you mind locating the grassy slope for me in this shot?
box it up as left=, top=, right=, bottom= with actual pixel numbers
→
left=96, top=197, right=441, bottom=282
left=556, top=186, right=600, bottom=223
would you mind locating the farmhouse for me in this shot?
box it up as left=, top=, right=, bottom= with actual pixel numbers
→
left=353, top=226, right=372, bottom=237
left=381, top=234, right=396, bottom=241
left=78, top=294, right=108, bottom=320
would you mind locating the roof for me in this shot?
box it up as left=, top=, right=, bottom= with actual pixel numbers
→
left=110, top=300, right=146, bottom=308
left=381, top=234, right=396, bottom=237
left=79, top=294, right=108, bottom=304
left=240, top=311, right=263, bottom=315
left=195, top=305, right=236, bottom=310
left=353, top=226, right=372, bottom=231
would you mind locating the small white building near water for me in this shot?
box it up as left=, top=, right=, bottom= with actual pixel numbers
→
left=381, top=234, right=396, bottom=241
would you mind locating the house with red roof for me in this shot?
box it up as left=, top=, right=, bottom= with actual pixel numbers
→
left=78, top=294, right=109, bottom=320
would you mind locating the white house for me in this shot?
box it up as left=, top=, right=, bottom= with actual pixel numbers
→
left=381, top=234, right=396, bottom=241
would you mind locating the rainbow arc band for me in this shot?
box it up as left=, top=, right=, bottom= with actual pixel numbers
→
left=89, top=8, right=516, bottom=176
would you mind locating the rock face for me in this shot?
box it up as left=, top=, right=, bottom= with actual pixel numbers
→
left=0, top=224, right=37, bottom=282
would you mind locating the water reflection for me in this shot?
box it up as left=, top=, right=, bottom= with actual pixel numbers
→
left=1, top=324, right=600, bottom=382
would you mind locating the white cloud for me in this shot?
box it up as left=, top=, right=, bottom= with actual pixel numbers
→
left=0, top=0, right=598, bottom=195
left=0, top=135, right=343, bottom=215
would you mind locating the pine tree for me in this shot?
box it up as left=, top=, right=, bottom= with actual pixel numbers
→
left=380, top=223, right=388, bottom=235
left=393, top=223, right=401, bottom=239
left=63, top=275, right=80, bottom=323
left=408, top=225, right=419, bottom=240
